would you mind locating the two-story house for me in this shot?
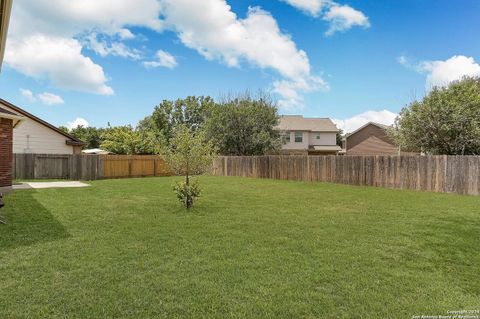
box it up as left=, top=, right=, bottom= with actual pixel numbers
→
left=276, top=115, right=342, bottom=155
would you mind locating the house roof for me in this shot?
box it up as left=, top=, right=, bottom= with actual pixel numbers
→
left=0, top=0, right=13, bottom=71
left=277, top=115, right=339, bottom=132
left=344, top=122, right=392, bottom=139
left=0, top=105, right=24, bottom=127
left=0, top=105, right=18, bottom=116
left=0, top=98, right=85, bottom=146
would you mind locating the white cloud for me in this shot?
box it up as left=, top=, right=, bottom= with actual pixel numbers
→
left=20, top=88, right=65, bottom=105
left=399, top=55, right=480, bottom=89
left=323, top=4, right=370, bottom=36
left=273, top=76, right=329, bottom=110
left=162, top=3, right=311, bottom=81
left=281, top=0, right=369, bottom=35
left=20, top=88, right=36, bottom=102
left=67, top=117, right=90, bottom=130
left=333, top=110, right=397, bottom=133
left=397, top=55, right=410, bottom=67
left=6, top=0, right=164, bottom=95
left=160, top=1, right=322, bottom=109
left=118, top=28, right=136, bottom=40
left=143, top=50, right=178, bottom=69
left=420, top=55, right=480, bottom=88
left=281, top=0, right=329, bottom=17
left=9, top=0, right=164, bottom=38
left=7, top=0, right=327, bottom=107
left=38, top=92, right=65, bottom=105
left=6, top=35, right=114, bottom=95
left=84, top=33, right=141, bottom=60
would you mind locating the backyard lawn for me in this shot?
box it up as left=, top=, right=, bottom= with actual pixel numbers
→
left=1, top=176, right=479, bottom=318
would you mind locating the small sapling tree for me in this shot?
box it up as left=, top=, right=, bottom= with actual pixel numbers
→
left=163, top=124, right=217, bottom=209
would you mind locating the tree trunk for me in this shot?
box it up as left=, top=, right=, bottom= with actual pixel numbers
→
left=186, top=158, right=190, bottom=185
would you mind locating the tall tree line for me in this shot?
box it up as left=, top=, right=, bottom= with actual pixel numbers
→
left=64, top=93, right=281, bottom=156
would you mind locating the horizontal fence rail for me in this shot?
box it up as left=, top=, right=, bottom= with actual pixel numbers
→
left=212, top=155, right=480, bottom=196
left=12, top=154, right=170, bottom=181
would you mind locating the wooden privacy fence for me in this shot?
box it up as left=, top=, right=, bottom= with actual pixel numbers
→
left=13, top=154, right=103, bottom=180
left=213, top=155, right=480, bottom=196
left=101, top=155, right=170, bottom=179
left=13, top=154, right=170, bottom=180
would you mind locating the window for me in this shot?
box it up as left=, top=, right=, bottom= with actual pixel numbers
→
left=295, top=132, right=303, bottom=143
left=282, top=131, right=291, bottom=143
left=316, top=133, right=321, bottom=140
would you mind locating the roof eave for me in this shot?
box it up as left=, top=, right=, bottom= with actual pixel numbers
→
left=276, top=128, right=339, bottom=132
left=345, top=122, right=391, bottom=139
left=66, top=140, right=86, bottom=146
left=0, top=98, right=86, bottom=144
left=0, top=0, right=13, bottom=71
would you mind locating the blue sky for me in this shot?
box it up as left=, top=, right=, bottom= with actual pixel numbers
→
left=1, top=0, right=479, bottom=132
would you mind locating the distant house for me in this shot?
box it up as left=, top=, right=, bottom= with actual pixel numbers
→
left=0, top=99, right=85, bottom=154
left=343, top=122, right=400, bottom=156
left=276, top=115, right=342, bottom=155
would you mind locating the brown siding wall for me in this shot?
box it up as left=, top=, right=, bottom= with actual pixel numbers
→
left=346, top=124, right=398, bottom=156
left=0, top=118, right=13, bottom=187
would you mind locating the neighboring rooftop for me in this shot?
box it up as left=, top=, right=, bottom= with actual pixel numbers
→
left=345, top=121, right=392, bottom=138
left=277, top=115, right=339, bottom=132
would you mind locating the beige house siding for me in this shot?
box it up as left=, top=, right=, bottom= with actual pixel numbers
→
left=282, top=131, right=337, bottom=150
left=0, top=102, right=82, bottom=154
left=281, top=131, right=309, bottom=150
left=277, top=116, right=341, bottom=155
left=12, top=118, right=76, bottom=154
left=307, top=132, right=336, bottom=146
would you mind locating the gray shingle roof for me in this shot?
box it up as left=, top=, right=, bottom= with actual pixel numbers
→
left=276, top=115, right=339, bottom=132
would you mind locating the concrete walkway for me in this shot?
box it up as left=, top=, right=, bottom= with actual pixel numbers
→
left=13, top=181, right=90, bottom=190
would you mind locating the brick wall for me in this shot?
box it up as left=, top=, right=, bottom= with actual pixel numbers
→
left=0, top=118, right=13, bottom=188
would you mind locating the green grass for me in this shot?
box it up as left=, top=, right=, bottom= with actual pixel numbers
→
left=1, top=176, right=479, bottom=318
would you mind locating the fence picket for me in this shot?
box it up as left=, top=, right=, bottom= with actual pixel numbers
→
left=213, top=155, right=480, bottom=196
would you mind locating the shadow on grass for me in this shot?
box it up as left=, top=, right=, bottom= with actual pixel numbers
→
left=0, top=190, right=70, bottom=251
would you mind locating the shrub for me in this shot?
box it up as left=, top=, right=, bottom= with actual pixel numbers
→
left=174, top=180, right=201, bottom=209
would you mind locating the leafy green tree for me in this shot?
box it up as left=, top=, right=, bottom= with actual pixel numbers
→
left=59, top=126, right=69, bottom=133
left=101, top=126, right=162, bottom=155
left=138, top=96, right=215, bottom=144
left=336, top=129, right=344, bottom=147
left=69, top=126, right=105, bottom=149
left=391, top=77, right=480, bottom=155
left=205, top=92, right=281, bottom=155
left=163, top=124, right=217, bottom=209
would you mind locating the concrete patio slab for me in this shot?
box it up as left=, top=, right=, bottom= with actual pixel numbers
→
left=13, top=181, right=90, bottom=190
